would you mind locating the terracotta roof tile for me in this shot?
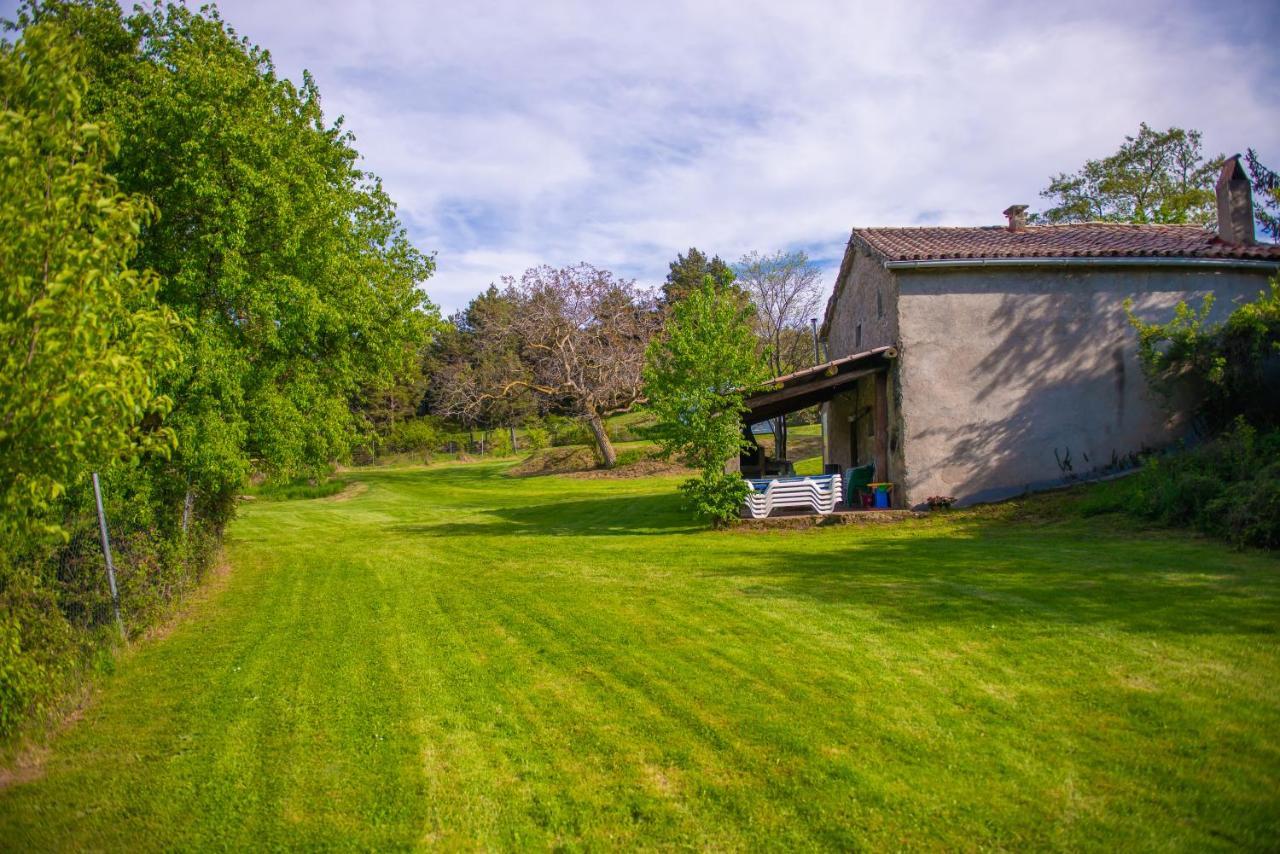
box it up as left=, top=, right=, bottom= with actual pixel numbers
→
left=851, top=223, right=1280, bottom=262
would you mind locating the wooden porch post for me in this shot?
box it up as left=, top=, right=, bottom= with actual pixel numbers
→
left=874, top=370, right=889, bottom=493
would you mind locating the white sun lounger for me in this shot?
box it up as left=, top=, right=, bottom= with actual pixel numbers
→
left=743, top=474, right=842, bottom=519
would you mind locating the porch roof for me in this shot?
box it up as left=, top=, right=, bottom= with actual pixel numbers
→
left=744, top=345, right=898, bottom=424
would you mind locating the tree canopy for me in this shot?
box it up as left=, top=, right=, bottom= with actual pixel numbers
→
left=16, top=0, right=440, bottom=501
left=1035, top=124, right=1225, bottom=225
left=661, top=247, right=736, bottom=305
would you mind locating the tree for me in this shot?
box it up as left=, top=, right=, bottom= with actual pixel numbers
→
left=644, top=276, right=770, bottom=525
left=0, top=21, right=181, bottom=546
left=427, top=286, right=534, bottom=449
left=661, top=247, right=736, bottom=305
left=498, top=264, right=661, bottom=468
left=1245, top=149, right=1280, bottom=242
left=733, top=249, right=824, bottom=461
left=1036, top=123, right=1225, bottom=225
left=21, top=1, right=440, bottom=512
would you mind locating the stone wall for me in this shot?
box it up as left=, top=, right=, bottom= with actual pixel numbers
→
left=822, top=246, right=906, bottom=500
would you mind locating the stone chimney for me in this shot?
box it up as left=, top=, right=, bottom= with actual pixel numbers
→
left=1216, top=155, right=1255, bottom=245
left=1003, top=204, right=1029, bottom=232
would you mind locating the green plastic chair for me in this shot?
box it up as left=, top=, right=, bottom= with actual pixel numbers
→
left=844, top=462, right=876, bottom=507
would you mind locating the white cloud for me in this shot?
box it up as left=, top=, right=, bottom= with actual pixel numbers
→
left=15, top=0, right=1272, bottom=311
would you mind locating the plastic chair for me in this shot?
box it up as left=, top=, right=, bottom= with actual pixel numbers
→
left=844, top=462, right=875, bottom=508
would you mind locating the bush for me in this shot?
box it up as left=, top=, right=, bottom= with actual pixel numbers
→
left=382, top=418, right=441, bottom=455
left=1121, top=421, right=1280, bottom=549
left=547, top=416, right=593, bottom=447
left=679, top=471, right=751, bottom=528
left=522, top=424, right=551, bottom=451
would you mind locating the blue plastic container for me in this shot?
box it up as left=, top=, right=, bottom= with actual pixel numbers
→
left=874, top=487, right=891, bottom=509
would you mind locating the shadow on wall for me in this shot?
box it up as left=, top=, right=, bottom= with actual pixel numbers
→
left=911, top=289, right=1165, bottom=506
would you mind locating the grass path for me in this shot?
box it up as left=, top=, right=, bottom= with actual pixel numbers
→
left=1, top=462, right=1277, bottom=849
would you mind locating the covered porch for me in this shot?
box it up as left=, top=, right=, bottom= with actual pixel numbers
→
left=736, top=345, right=899, bottom=514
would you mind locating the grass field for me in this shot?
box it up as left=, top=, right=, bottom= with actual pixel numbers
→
left=1, top=460, right=1277, bottom=849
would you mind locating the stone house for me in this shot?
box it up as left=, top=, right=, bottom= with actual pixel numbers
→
left=813, top=156, right=1280, bottom=508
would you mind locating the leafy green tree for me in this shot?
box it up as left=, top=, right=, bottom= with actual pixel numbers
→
left=18, top=1, right=440, bottom=507
left=661, top=247, right=736, bottom=305
left=644, top=276, right=770, bottom=525
left=1036, top=124, right=1225, bottom=225
left=0, top=22, right=181, bottom=546
left=1245, top=149, right=1280, bottom=242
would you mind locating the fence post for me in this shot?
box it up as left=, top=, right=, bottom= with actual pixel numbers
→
left=91, top=472, right=126, bottom=641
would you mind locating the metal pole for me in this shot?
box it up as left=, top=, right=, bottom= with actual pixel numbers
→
left=811, top=319, right=828, bottom=472
left=91, top=473, right=126, bottom=641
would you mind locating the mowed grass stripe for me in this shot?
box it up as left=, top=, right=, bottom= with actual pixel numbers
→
left=0, top=460, right=1276, bottom=849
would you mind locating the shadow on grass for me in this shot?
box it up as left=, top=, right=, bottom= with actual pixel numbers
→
left=389, top=492, right=702, bottom=538
left=707, top=526, right=1280, bottom=636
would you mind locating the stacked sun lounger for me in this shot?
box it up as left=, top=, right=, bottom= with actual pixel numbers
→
left=743, top=474, right=843, bottom=519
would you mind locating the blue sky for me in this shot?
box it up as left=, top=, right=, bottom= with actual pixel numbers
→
left=7, top=0, right=1278, bottom=313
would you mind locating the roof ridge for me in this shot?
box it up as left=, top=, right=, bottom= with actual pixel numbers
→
left=853, top=222, right=1212, bottom=232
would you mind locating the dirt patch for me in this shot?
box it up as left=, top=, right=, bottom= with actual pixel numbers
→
left=505, top=446, right=599, bottom=477
left=566, top=460, right=693, bottom=479
left=320, top=481, right=368, bottom=502
left=0, top=699, right=87, bottom=792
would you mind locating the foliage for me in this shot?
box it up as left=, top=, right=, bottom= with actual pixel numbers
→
left=645, top=276, right=769, bottom=525
left=926, top=496, right=956, bottom=510
left=1078, top=422, right=1280, bottom=549
left=1244, top=148, right=1280, bottom=242
left=381, top=417, right=442, bottom=455
left=246, top=477, right=346, bottom=502
left=427, top=285, right=534, bottom=435
left=1126, top=280, right=1280, bottom=429
left=1035, top=123, right=1224, bottom=225
left=661, top=247, right=736, bottom=306
left=0, top=22, right=182, bottom=548
left=0, top=1, right=437, bottom=742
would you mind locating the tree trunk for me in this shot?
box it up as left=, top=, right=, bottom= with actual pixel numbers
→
left=586, top=411, right=617, bottom=468
left=773, top=416, right=788, bottom=464
left=508, top=424, right=518, bottom=452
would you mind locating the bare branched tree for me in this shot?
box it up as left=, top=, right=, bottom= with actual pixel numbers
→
left=498, top=264, right=661, bottom=467
left=734, top=249, right=824, bottom=462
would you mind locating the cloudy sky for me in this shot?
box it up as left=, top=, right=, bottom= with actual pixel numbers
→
left=10, top=0, right=1279, bottom=312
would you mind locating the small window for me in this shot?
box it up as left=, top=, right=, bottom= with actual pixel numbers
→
left=877, top=289, right=884, bottom=319
left=855, top=323, right=862, bottom=349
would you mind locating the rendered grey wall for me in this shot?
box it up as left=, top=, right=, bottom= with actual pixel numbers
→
left=893, top=265, right=1272, bottom=506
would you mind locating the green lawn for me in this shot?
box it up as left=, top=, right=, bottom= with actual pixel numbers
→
left=2, top=461, right=1278, bottom=849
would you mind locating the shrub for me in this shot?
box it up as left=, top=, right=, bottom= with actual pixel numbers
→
left=679, top=472, right=752, bottom=528
left=1121, top=421, right=1280, bottom=549
left=522, top=424, right=551, bottom=451
left=547, top=416, right=593, bottom=447
left=383, top=418, right=440, bottom=454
